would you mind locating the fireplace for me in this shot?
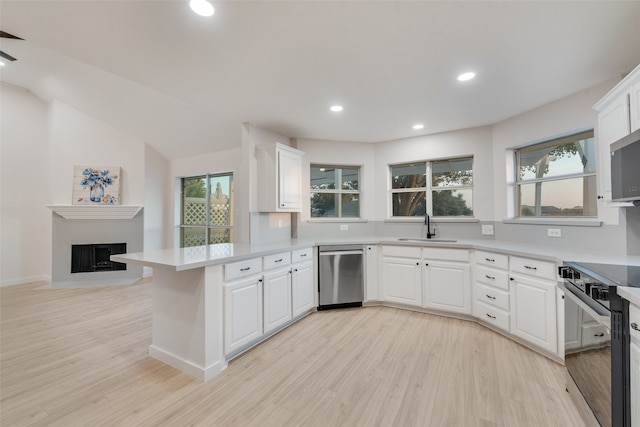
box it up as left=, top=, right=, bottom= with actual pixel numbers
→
left=71, top=243, right=127, bottom=273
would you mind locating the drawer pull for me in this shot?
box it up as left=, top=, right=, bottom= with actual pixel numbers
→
left=632, top=322, right=639, bottom=332
left=524, top=265, right=537, bottom=270
left=486, top=313, right=496, bottom=320
left=594, top=333, right=605, bottom=337
left=240, top=267, right=251, bottom=271
left=275, top=259, right=283, bottom=263
left=485, top=257, right=495, bottom=262
left=485, top=294, right=496, bottom=300
left=300, top=253, right=307, bottom=257
left=485, top=274, right=495, bottom=280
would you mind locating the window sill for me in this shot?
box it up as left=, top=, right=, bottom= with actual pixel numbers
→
left=307, top=218, right=368, bottom=223
left=502, top=218, right=602, bottom=227
left=384, top=217, right=479, bottom=224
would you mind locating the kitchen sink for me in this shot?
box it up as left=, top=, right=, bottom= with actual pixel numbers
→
left=397, top=238, right=457, bottom=243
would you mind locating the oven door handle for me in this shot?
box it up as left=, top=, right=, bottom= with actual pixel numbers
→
left=564, top=285, right=611, bottom=330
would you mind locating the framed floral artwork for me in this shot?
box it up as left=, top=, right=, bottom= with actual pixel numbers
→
left=72, top=166, right=121, bottom=205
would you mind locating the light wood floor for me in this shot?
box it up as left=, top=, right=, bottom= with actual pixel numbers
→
left=1, top=280, right=586, bottom=426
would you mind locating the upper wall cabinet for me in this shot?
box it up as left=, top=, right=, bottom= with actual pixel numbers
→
left=257, top=142, right=305, bottom=212
left=593, top=63, right=640, bottom=198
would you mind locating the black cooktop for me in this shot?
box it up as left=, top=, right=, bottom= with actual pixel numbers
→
left=566, top=261, right=640, bottom=288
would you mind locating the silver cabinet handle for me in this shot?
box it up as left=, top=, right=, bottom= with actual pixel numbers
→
left=632, top=322, right=639, bottom=331
left=485, top=275, right=495, bottom=280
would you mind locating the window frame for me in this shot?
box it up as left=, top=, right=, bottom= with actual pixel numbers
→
left=389, top=156, right=474, bottom=219
left=514, top=130, right=597, bottom=219
left=180, top=172, right=233, bottom=247
left=310, top=164, right=361, bottom=219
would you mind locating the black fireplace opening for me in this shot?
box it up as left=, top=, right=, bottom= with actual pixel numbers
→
left=71, top=243, right=127, bottom=273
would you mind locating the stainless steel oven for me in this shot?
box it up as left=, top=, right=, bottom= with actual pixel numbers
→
left=561, top=262, right=635, bottom=427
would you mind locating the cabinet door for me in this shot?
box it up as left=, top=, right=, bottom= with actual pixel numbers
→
left=292, top=261, right=314, bottom=317
left=365, top=245, right=379, bottom=301
left=631, top=79, right=640, bottom=133
left=224, top=276, right=263, bottom=355
left=510, top=274, right=557, bottom=354
left=263, top=268, right=292, bottom=334
left=598, top=93, right=631, bottom=198
left=278, top=148, right=302, bottom=210
left=424, top=261, right=471, bottom=314
left=382, top=256, right=422, bottom=306
left=631, top=340, right=640, bottom=427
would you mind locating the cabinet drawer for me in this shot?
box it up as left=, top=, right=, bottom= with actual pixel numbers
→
left=475, top=300, right=510, bottom=332
left=476, top=250, right=508, bottom=270
left=476, top=282, right=510, bottom=311
left=510, top=256, right=556, bottom=281
left=382, top=245, right=421, bottom=258
left=422, top=248, right=469, bottom=262
left=476, top=265, right=509, bottom=291
left=292, top=247, right=313, bottom=263
left=225, top=258, right=263, bottom=281
left=263, top=252, right=291, bottom=270
left=631, top=303, right=640, bottom=343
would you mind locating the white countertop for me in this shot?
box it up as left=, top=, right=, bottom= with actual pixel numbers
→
left=112, top=235, right=640, bottom=271
left=617, top=287, right=640, bottom=307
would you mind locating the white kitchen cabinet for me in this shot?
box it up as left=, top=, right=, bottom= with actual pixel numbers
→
left=423, top=260, right=471, bottom=314
left=473, top=251, right=511, bottom=332
left=291, top=260, right=314, bottom=318
left=509, top=263, right=558, bottom=355
left=257, top=142, right=304, bottom=212
left=224, top=275, right=263, bottom=355
left=365, top=245, right=379, bottom=301
left=594, top=63, right=640, bottom=202
left=382, top=255, right=422, bottom=306
left=262, top=267, right=293, bottom=334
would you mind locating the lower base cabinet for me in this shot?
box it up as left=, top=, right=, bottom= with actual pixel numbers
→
left=382, top=256, right=422, bottom=306
left=424, top=260, right=470, bottom=314
left=292, top=260, right=314, bottom=317
left=224, top=275, right=263, bottom=355
left=263, top=268, right=292, bottom=334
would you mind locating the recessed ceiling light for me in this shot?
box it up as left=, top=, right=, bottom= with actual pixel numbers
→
left=190, top=0, right=214, bottom=17
left=457, top=72, right=476, bottom=82
left=412, top=124, right=424, bottom=130
left=330, top=105, right=343, bottom=112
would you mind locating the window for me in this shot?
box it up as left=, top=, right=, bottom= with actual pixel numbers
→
left=180, top=173, right=233, bottom=247
left=515, top=130, right=596, bottom=218
left=390, top=157, right=473, bottom=217
left=310, top=165, right=360, bottom=218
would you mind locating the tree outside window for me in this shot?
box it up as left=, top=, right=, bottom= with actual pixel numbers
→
left=390, top=157, right=474, bottom=217
left=310, top=165, right=360, bottom=218
left=515, top=130, right=596, bottom=217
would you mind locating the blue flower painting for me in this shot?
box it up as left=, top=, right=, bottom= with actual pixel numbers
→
left=72, top=166, right=121, bottom=205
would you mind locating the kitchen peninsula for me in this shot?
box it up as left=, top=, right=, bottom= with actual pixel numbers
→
left=113, top=237, right=640, bottom=382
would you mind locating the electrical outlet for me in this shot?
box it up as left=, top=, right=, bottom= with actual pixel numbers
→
left=340, top=224, right=348, bottom=231
left=547, top=228, right=562, bottom=238
left=481, top=225, right=494, bottom=235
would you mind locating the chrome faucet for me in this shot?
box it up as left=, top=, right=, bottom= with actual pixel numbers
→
left=424, top=213, right=436, bottom=239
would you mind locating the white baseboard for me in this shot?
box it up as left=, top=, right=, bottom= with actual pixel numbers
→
left=0, top=275, right=51, bottom=288
left=148, top=345, right=227, bottom=381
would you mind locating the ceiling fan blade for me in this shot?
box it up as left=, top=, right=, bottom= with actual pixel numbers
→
left=0, top=31, right=24, bottom=40
left=0, top=50, right=17, bottom=61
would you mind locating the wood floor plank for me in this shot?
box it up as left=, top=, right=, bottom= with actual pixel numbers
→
left=1, top=280, right=586, bottom=426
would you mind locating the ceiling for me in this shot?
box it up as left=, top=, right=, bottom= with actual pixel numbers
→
left=1, top=1, right=640, bottom=160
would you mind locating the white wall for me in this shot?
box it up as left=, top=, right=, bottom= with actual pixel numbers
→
left=1, top=85, right=51, bottom=285
left=144, top=143, right=169, bottom=265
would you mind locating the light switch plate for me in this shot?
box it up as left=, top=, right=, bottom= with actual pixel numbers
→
left=481, top=224, right=494, bottom=235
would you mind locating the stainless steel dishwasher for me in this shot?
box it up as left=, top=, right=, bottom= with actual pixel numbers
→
left=318, top=244, right=364, bottom=310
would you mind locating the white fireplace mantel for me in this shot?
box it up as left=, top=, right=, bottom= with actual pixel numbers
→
left=46, top=205, right=143, bottom=220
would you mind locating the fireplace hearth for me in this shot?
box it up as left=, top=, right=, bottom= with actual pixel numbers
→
left=71, top=243, right=127, bottom=273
